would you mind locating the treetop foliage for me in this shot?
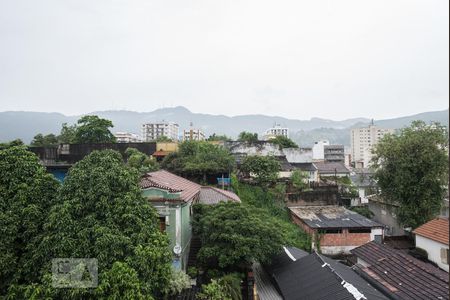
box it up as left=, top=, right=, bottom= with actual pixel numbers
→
left=73, top=115, right=116, bottom=144
left=237, top=131, right=258, bottom=143
left=372, top=120, right=449, bottom=228
left=207, top=134, right=232, bottom=142
left=240, top=155, right=280, bottom=186
left=162, top=141, right=235, bottom=178
left=269, top=135, right=299, bottom=149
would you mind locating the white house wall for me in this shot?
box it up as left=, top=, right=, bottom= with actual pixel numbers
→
left=415, top=235, right=449, bottom=272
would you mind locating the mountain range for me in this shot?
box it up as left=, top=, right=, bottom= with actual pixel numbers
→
left=0, top=107, right=448, bottom=147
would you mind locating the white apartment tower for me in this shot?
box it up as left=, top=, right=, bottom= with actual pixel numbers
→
left=351, top=124, right=394, bottom=168
left=114, top=132, right=143, bottom=143
left=264, top=124, right=289, bottom=140
left=141, top=122, right=179, bottom=142
left=312, top=140, right=330, bottom=160
left=183, top=129, right=206, bottom=141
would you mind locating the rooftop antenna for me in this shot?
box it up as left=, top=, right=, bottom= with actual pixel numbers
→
left=371, top=119, right=374, bottom=126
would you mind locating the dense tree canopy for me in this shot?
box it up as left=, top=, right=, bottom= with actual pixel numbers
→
left=237, top=131, right=258, bottom=143
left=372, top=121, right=449, bottom=229
left=58, top=122, right=77, bottom=144
left=193, top=202, right=293, bottom=270
left=125, top=147, right=159, bottom=174
left=207, top=134, right=232, bottom=142
left=240, top=155, right=280, bottom=186
left=162, top=141, right=235, bottom=179
left=0, top=139, right=24, bottom=150
left=30, top=150, right=171, bottom=298
left=269, top=135, right=299, bottom=149
left=0, top=146, right=59, bottom=295
left=30, top=133, right=59, bottom=147
left=290, top=169, right=309, bottom=191
left=73, top=115, right=116, bottom=144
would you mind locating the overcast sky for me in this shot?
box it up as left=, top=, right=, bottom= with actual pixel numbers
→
left=0, top=0, right=448, bottom=120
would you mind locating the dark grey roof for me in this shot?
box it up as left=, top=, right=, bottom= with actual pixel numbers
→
left=289, top=206, right=382, bottom=229
left=253, top=262, right=283, bottom=300
left=315, top=162, right=350, bottom=174
left=290, top=162, right=317, bottom=172
left=275, top=156, right=293, bottom=171
left=198, top=187, right=241, bottom=204
left=351, top=242, right=449, bottom=300
left=267, top=252, right=388, bottom=300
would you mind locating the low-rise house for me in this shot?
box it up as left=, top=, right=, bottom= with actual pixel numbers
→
left=290, top=162, right=319, bottom=182
left=140, top=170, right=240, bottom=270
left=314, top=162, right=350, bottom=178
left=290, top=206, right=383, bottom=255
left=413, top=218, right=449, bottom=272
left=254, top=247, right=388, bottom=300
left=351, top=241, right=449, bottom=299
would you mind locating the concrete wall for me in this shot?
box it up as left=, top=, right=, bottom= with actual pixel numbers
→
left=286, top=187, right=339, bottom=207
left=415, top=235, right=449, bottom=272
left=283, top=148, right=313, bottom=163
left=368, top=200, right=405, bottom=236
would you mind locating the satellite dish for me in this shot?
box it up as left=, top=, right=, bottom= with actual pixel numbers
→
left=173, top=244, right=182, bottom=256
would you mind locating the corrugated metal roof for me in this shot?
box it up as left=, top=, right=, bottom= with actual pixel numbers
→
left=268, top=252, right=388, bottom=300
left=289, top=206, right=382, bottom=229
left=413, top=218, right=449, bottom=245
left=314, top=162, right=350, bottom=174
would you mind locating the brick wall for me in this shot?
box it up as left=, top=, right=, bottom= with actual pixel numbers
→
left=320, top=230, right=371, bottom=247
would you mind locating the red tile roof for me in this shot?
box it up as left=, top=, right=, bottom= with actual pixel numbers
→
left=351, top=242, right=449, bottom=299
left=140, top=170, right=201, bottom=202
left=152, top=150, right=171, bottom=157
left=198, top=187, right=241, bottom=204
left=413, top=218, right=449, bottom=245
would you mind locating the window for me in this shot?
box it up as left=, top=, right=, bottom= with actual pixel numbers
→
left=441, top=248, right=449, bottom=265
left=349, top=228, right=371, bottom=233
left=318, top=229, right=342, bottom=234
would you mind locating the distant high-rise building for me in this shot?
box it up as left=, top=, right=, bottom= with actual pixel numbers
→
left=114, top=132, right=143, bottom=143
left=141, top=122, right=179, bottom=142
left=264, top=124, right=289, bottom=140
left=312, top=140, right=330, bottom=160
left=351, top=124, right=394, bottom=168
left=183, top=128, right=206, bottom=141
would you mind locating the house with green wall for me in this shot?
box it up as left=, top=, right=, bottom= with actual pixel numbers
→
left=140, top=170, right=240, bottom=270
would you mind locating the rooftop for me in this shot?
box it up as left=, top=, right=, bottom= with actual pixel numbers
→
left=290, top=162, right=317, bottom=172
left=351, top=242, right=449, bottom=300
left=289, top=206, right=382, bottom=229
left=314, top=162, right=350, bottom=174
left=140, top=170, right=201, bottom=202
left=198, top=186, right=241, bottom=204
left=413, top=218, right=449, bottom=245
left=266, top=250, right=388, bottom=300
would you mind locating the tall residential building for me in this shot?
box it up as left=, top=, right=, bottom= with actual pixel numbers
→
left=351, top=124, right=394, bottom=168
left=312, top=140, right=330, bottom=160
left=114, top=132, right=143, bottom=143
left=264, top=124, right=289, bottom=140
left=141, top=122, right=179, bottom=142
left=183, top=128, right=206, bottom=141
left=324, top=144, right=345, bottom=163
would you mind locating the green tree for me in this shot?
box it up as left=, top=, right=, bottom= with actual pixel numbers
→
left=290, top=169, right=309, bottom=191
left=58, top=122, right=77, bottom=144
left=30, top=133, right=59, bottom=147
left=155, top=136, right=173, bottom=143
left=240, top=155, right=280, bottom=186
left=73, top=115, right=116, bottom=144
left=197, top=279, right=231, bottom=300
left=162, top=141, right=235, bottom=180
left=194, top=202, right=290, bottom=270
left=237, top=132, right=258, bottom=143
left=372, top=121, right=449, bottom=229
left=34, top=150, right=171, bottom=298
left=207, top=134, right=232, bottom=142
left=0, top=139, right=24, bottom=150
left=125, top=147, right=159, bottom=174
left=0, top=146, right=59, bottom=295
left=269, top=135, right=298, bottom=149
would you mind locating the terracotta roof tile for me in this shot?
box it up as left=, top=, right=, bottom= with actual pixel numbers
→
left=140, top=170, right=201, bottom=202
left=413, top=218, right=449, bottom=245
